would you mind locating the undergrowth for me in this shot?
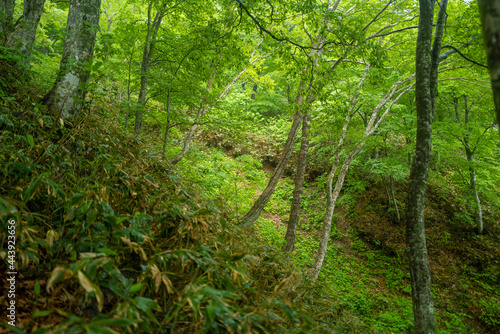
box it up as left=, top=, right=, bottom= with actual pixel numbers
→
left=0, top=104, right=366, bottom=333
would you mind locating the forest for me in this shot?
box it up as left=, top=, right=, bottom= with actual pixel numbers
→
left=1, top=0, right=500, bottom=333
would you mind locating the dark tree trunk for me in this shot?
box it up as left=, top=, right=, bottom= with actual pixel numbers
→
left=7, top=0, right=47, bottom=63
left=42, top=0, right=101, bottom=121
left=0, top=0, right=15, bottom=36
left=477, top=0, right=500, bottom=133
left=241, top=109, right=303, bottom=227
left=462, top=96, right=484, bottom=234
left=135, top=4, right=163, bottom=136
left=283, top=113, right=311, bottom=252
left=406, top=1, right=447, bottom=332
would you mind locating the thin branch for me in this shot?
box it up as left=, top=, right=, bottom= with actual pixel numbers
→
left=440, top=44, right=487, bottom=68
left=367, top=25, right=418, bottom=40
left=363, top=0, right=395, bottom=31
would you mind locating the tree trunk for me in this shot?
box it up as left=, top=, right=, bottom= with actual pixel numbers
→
left=0, top=0, right=15, bottom=36
left=463, top=96, right=484, bottom=234
left=7, top=0, right=46, bottom=64
left=135, top=4, right=163, bottom=136
left=283, top=113, right=311, bottom=252
left=162, top=87, right=172, bottom=158
left=42, top=0, right=101, bottom=121
left=310, top=144, right=362, bottom=281
left=406, top=1, right=447, bottom=332
left=241, top=109, right=303, bottom=227
left=477, top=0, right=500, bottom=133
left=169, top=106, right=202, bottom=165
left=390, top=176, right=400, bottom=223
left=467, top=156, right=483, bottom=234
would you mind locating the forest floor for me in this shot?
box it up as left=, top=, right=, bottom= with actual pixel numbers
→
left=235, top=151, right=500, bottom=334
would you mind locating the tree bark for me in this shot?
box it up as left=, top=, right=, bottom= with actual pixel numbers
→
left=310, top=144, right=362, bottom=281
left=169, top=105, right=203, bottom=165
left=477, top=0, right=500, bottom=133
left=406, top=1, right=447, bottom=333
left=7, top=0, right=47, bottom=64
left=42, top=0, right=102, bottom=121
left=134, top=3, right=163, bottom=136
left=0, top=0, right=15, bottom=36
left=283, top=113, right=311, bottom=252
left=463, top=96, right=484, bottom=234
left=241, top=109, right=303, bottom=227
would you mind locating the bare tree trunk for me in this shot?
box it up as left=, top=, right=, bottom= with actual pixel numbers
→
left=135, top=3, right=163, bottom=136
left=468, top=157, right=483, bottom=234
left=283, top=113, right=311, bottom=252
left=310, top=144, right=362, bottom=280
left=406, top=1, right=447, bottom=333
left=310, top=64, right=370, bottom=280
left=169, top=106, right=203, bottom=165
left=477, top=0, right=500, bottom=134
left=463, top=96, right=484, bottom=234
left=6, top=0, right=46, bottom=64
left=42, top=0, right=101, bottom=121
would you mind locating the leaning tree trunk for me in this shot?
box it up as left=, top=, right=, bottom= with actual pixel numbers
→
left=42, top=0, right=102, bottom=121
left=241, top=107, right=303, bottom=227
left=7, top=0, right=47, bottom=64
left=477, top=0, right=500, bottom=134
left=406, top=0, right=447, bottom=333
left=169, top=106, right=204, bottom=165
left=283, top=113, right=311, bottom=252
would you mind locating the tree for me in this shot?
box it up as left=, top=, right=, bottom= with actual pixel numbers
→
left=6, top=0, right=47, bottom=64
left=310, top=64, right=415, bottom=281
left=477, top=0, right=500, bottom=134
left=241, top=0, right=345, bottom=228
left=405, top=0, right=447, bottom=332
left=42, top=0, right=102, bottom=121
left=0, top=0, right=15, bottom=36
left=283, top=112, right=310, bottom=252
left=134, top=1, right=169, bottom=136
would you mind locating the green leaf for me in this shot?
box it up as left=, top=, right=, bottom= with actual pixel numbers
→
left=129, top=283, right=144, bottom=293
left=69, top=193, right=85, bottom=207
left=0, top=322, right=25, bottom=333
left=26, top=134, right=34, bottom=148
left=206, top=303, right=216, bottom=322
left=97, top=247, right=117, bottom=255
left=32, top=310, right=53, bottom=318
left=0, top=195, right=18, bottom=218
left=34, top=280, right=40, bottom=296
left=23, top=177, right=41, bottom=202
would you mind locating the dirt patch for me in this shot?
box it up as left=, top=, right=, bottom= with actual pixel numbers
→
left=262, top=211, right=287, bottom=236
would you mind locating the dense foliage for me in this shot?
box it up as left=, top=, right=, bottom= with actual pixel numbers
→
left=1, top=0, right=500, bottom=333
